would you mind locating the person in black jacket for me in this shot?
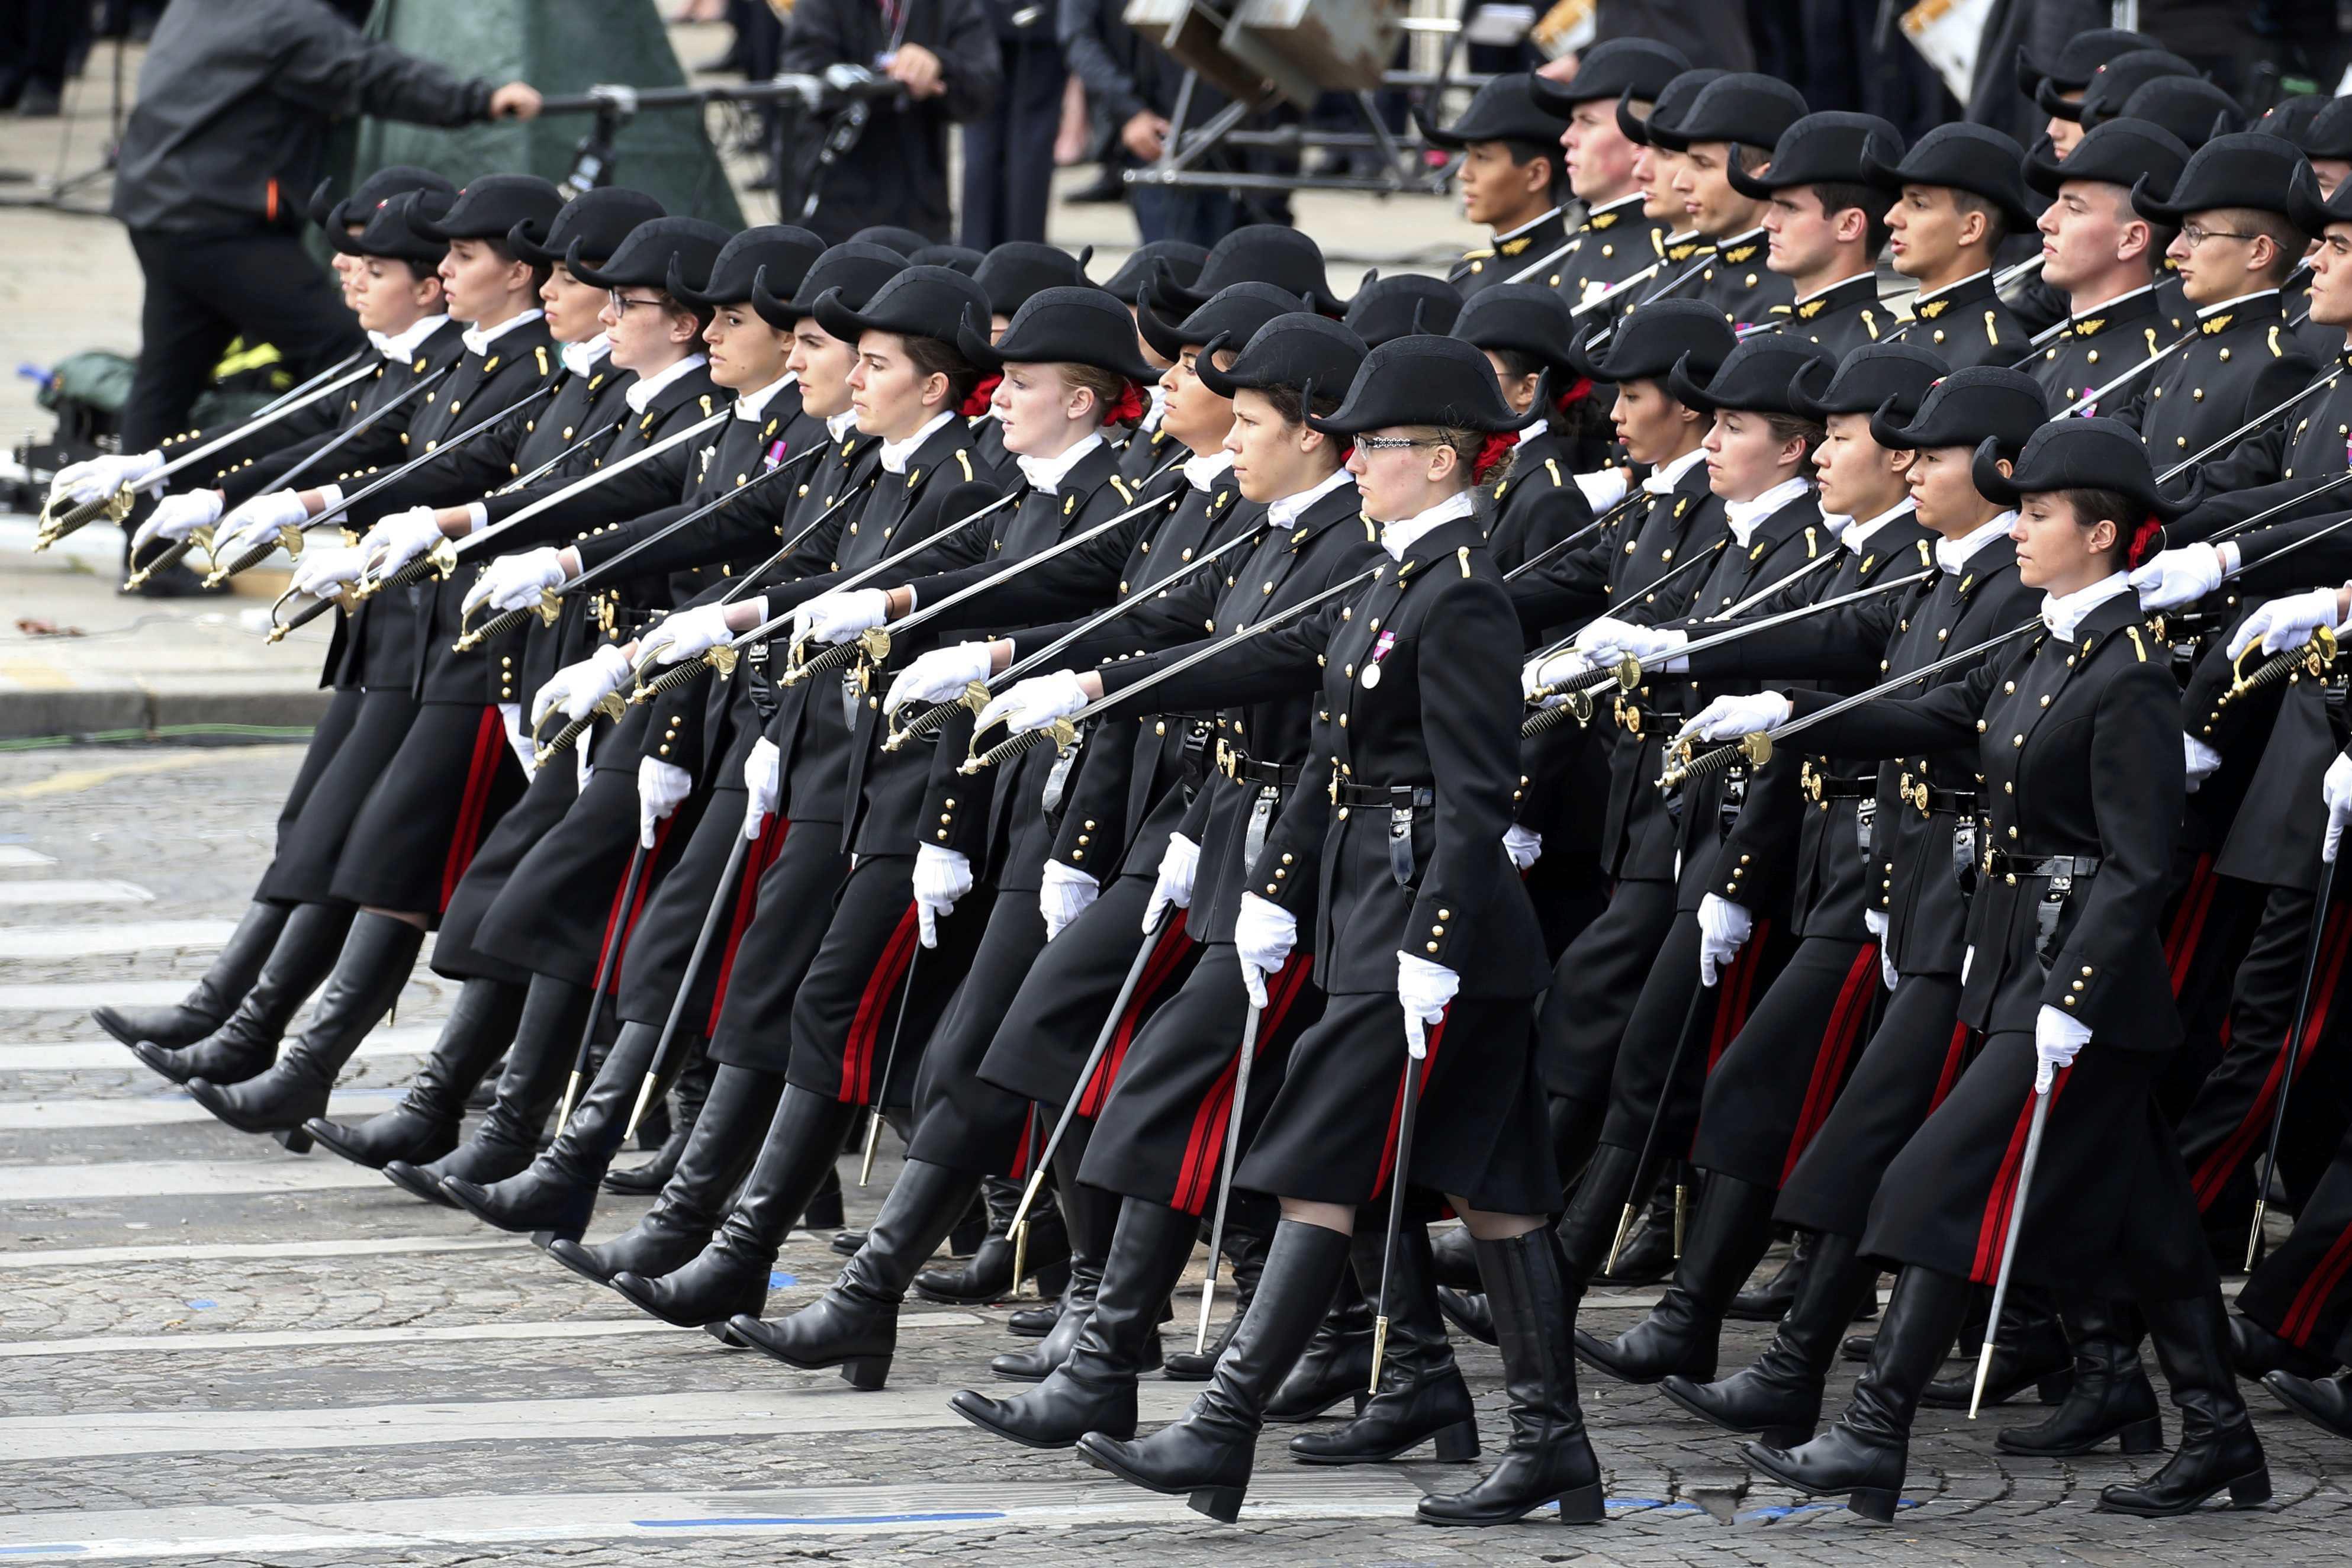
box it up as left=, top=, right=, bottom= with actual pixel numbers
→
left=958, top=0, right=1066, bottom=249
left=1057, top=0, right=1232, bottom=247
left=111, top=0, right=539, bottom=465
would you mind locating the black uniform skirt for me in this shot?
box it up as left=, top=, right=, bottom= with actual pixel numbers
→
left=704, top=816, right=854, bottom=1073
left=612, top=785, right=759, bottom=1028
left=430, top=757, right=581, bottom=983
left=1689, top=935, right=1880, bottom=1189
left=472, top=761, right=683, bottom=988
left=258, top=688, right=420, bottom=904
left=1539, top=877, right=1678, bottom=1103
left=1775, top=973, right=1968, bottom=1238
left=2237, top=1127, right=2352, bottom=1353
left=328, top=703, right=527, bottom=916
left=1082, top=944, right=1323, bottom=1215
left=1592, top=907, right=1792, bottom=1155
left=1239, top=989, right=1557, bottom=1215
left=271, top=686, right=362, bottom=842
left=784, top=852, right=991, bottom=1112
left=1863, top=1031, right=2218, bottom=1302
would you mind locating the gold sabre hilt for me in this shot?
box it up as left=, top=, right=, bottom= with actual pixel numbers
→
left=36, top=484, right=134, bottom=550
left=628, top=643, right=739, bottom=707
left=1521, top=700, right=1587, bottom=738
left=538, top=691, right=628, bottom=762
left=455, top=603, right=533, bottom=653
left=123, top=524, right=218, bottom=592
left=1658, top=730, right=1772, bottom=791
left=2224, top=627, right=2337, bottom=704
left=207, top=523, right=311, bottom=587
left=780, top=623, right=890, bottom=688
left=959, top=716, right=1078, bottom=775
left=884, top=681, right=990, bottom=752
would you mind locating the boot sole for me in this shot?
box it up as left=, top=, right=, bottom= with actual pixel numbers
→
left=1074, top=1434, right=1246, bottom=1523
left=184, top=1082, right=316, bottom=1140
left=1292, top=1416, right=1480, bottom=1465
left=1655, top=1377, right=1814, bottom=1448
left=543, top=1240, right=617, bottom=1287
left=382, top=1164, right=460, bottom=1207
left=2264, top=1371, right=2352, bottom=1438
left=1571, top=1328, right=1714, bottom=1387
left=608, top=1273, right=754, bottom=1330
left=94, top=1007, right=215, bottom=1052
left=948, top=1390, right=1125, bottom=1451
left=729, top=1317, right=891, bottom=1389
left=1415, top=1480, right=1605, bottom=1526
left=2096, top=1467, right=2270, bottom=1517
left=1996, top=1414, right=2164, bottom=1457
left=1741, top=1443, right=1903, bottom=1523
left=1920, top=1370, right=2072, bottom=1409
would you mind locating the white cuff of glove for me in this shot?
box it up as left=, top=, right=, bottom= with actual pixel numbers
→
left=977, top=671, right=1089, bottom=736
left=464, top=502, right=490, bottom=535
left=1503, top=823, right=1543, bottom=872
left=636, top=756, right=693, bottom=849
left=742, top=736, right=782, bottom=841
left=885, top=642, right=995, bottom=713
left=1574, top=466, right=1630, bottom=512
left=1234, top=891, right=1298, bottom=1007
left=1144, top=832, right=1200, bottom=932
left=912, top=842, right=974, bottom=949
left=1039, top=858, right=1101, bottom=942
left=2034, top=1003, right=2091, bottom=1092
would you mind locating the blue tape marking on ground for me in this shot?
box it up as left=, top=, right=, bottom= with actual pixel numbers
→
left=0, top=1546, right=87, bottom=1556
left=767, top=1271, right=795, bottom=1289
left=635, top=1512, right=1005, bottom=1529
left=185, top=1299, right=217, bottom=1310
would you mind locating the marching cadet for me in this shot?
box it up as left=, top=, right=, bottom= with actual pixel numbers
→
left=1343, top=273, right=1463, bottom=347
left=1528, top=37, right=1690, bottom=307
left=968, top=242, right=1100, bottom=479
left=1105, top=241, right=1212, bottom=483
left=1455, top=284, right=1592, bottom=571
left=2015, top=28, right=2156, bottom=156
left=1648, top=73, right=1807, bottom=330
left=1414, top=73, right=1571, bottom=300
left=2023, top=117, right=2193, bottom=411
left=1694, top=420, right=2269, bottom=1522
left=1616, top=69, right=1727, bottom=315
left=1737, top=111, right=1906, bottom=355
left=2039, top=47, right=2197, bottom=159
left=1865, top=124, right=2032, bottom=369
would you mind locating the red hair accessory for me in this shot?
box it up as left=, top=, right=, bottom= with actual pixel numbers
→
left=1553, top=375, right=1594, bottom=410
left=2126, top=515, right=2164, bottom=570
left=961, top=372, right=1002, bottom=418
left=1472, top=430, right=1520, bottom=484
left=1103, top=379, right=1147, bottom=427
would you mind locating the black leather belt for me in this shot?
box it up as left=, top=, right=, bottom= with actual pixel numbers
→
left=1799, top=761, right=1872, bottom=801
left=1981, top=851, right=2101, bottom=880
left=1216, top=740, right=1299, bottom=790
left=1899, top=771, right=1975, bottom=816
left=1331, top=780, right=1436, bottom=809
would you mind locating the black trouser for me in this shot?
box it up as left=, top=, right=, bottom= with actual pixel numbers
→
left=121, top=227, right=365, bottom=455
left=958, top=35, right=1064, bottom=249
left=0, top=0, right=85, bottom=96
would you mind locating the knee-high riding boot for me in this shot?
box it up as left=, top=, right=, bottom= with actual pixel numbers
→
left=1659, top=1228, right=1878, bottom=1447
left=1577, top=1173, right=1778, bottom=1385
left=992, top=1118, right=1144, bottom=1380
left=603, top=1047, right=716, bottom=1195
left=2000, top=1298, right=2162, bottom=1457
left=307, top=977, right=525, bottom=1168
left=382, top=974, right=590, bottom=1202
left=97, top=899, right=288, bottom=1049
left=1291, top=1224, right=1479, bottom=1465
left=1263, top=1260, right=1375, bottom=1421
left=131, top=901, right=352, bottom=1086
left=2098, top=1292, right=2270, bottom=1517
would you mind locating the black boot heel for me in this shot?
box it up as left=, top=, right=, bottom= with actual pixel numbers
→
left=1433, top=1419, right=1481, bottom=1462
left=2229, top=1469, right=2272, bottom=1506
left=842, top=1354, right=890, bottom=1390
left=1189, top=1485, right=1244, bottom=1524
left=2118, top=1416, right=2163, bottom=1454
left=273, top=1128, right=313, bottom=1154
left=1556, top=1482, right=1605, bottom=1522
left=1848, top=1486, right=1899, bottom=1523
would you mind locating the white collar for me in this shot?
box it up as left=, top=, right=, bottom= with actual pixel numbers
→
left=1266, top=463, right=1353, bottom=530
left=2040, top=570, right=2133, bottom=641
left=1494, top=205, right=1563, bottom=244
left=1833, top=498, right=1915, bottom=553
left=365, top=328, right=387, bottom=353
left=378, top=315, right=449, bottom=360
left=1015, top=431, right=1106, bottom=495
left=1791, top=270, right=1874, bottom=309
left=1378, top=488, right=1477, bottom=562
left=625, top=353, right=706, bottom=414
left=558, top=333, right=611, bottom=379
left=459, top=308, right=542, bottom=358
left=1517, top=413, right=1551, bottom=443
left=2069, top=281, right=2154, bottom=323
left=1143, top=383, right=1169, bottom=432
left=1180, top=448, right=1233, bottom=494
left=2196, top=287, right=2280, bottom=320
left=1642, top=445, right=1709, bottom=495
left=1915, top=269, right=1990, bottom=307
left=1709, top=225, right=1767, bottom=252
left=1585, top=191, right=1646, bottom=223
left=878, top=408, right=956, bottom=474
left=1935, top=510, right=2015, bottom=574
left=1722, top=476, right=1812, bottom=546
left=732, top=373, right=796, bottom=425
left=825, top=407, right=858, bottom=442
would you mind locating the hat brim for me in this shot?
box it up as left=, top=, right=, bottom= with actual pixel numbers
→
left=1134, top=281, right=1194, bottom=363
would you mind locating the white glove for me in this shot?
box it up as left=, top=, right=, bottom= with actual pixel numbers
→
left=2034, top=1003, right=2090, bottom=1092
left=1697, top=893, right=1753, bottom=988
left=2325, top=754, right=2352, bottom=864
left=497, top=703, right=533, bottom=774
left=912, top=842, right=974, bottom=949
left=1573, top=614, right=1647, bottom=661
left=531, top=643, right=634, bottom=729
left=1396, top=949, right=1460, bottom=1059
left=1677, top=691, right=1793, bottom=745
left=361, top=507, right=446, bottom=574
left=1864, top=908, right=1897, bottom=990
left=742, top=736, right=781, bottom=841
left=1600, top=622, right=1688, bottom=667
left=288, top=545, right=365, bottom=598
left=1234, top=890, right=1298, bottom=1007
left=1504, top=823, right=1543, bottom=872
left=1040, top=858, right=1101, bottom=941
left=54, top=449, right=165, bottom=504
left=465, top=546, right=570, bottom=617
left=977, top=671, right=1090, bottom=736
left=639, top=603, right=736, bottom=667
left=2184, top=733, right=2221, bottom=794
left=636, top=756, right=693, bottom=849
left=791, top=587, right=890, bottom=646
left=885, top=642, right=994, bottom=713
left=2227, top=587, right=2347, bottom=659
left=1144, top=832, right=1199, bottom=932
left=2128, top=542, right=2229, bottom=611
left=215, top=490, right=311, bottom=558
left=1524, top=648, right=1594, bottom=703
left=131, top=490, right=223, bottom=551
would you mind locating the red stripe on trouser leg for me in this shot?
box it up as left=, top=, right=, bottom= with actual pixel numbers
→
left=1779, top=944, right=1882, bottom=1185
left=1370, top=1009, right=1449, bottom=1202
left=1929, top=1021, right=1971, bottom=1113
left=704, top=820, right=790, bottom=1035
left=2166, top=853, right=2217, bottom=996
left=1170, top=951, right=1309, bottom=1215
left=2191, top=907, right=2352, bottom=1209
left=838, top=903, right=923, bottom=1104
left=591, top=816, right=676, bottom=997
left=439, top=707, right=508, bottom=911
left=2280, top=1219, right=2352, bottom=1344
left=1971, top=1064, right=2074, bottom=1284
left=1705, top=918, right=1773, bottom=1074
left=1005, top=1102, right=1039, bottom=1181
left=1077, top=908, right=1192, bottom=1116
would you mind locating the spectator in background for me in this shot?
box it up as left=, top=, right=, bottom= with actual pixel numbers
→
left=1058, top=0, right=1235, bottom=247
left=1789, top=0, right=1955, bottom=144
left=960, top=0, right=1066, bottom=248
left=0, top=0, right=92, bottom=116
left=1594, top=0, right=1754, bottom=72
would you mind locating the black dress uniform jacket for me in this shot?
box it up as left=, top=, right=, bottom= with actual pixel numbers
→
left=1691, top=227, right=1794, bottom=330
left=2129, top=289, right=2318, bottom=467
left=1546, top=193, right=1677, bottom=312
left=2025, top=282, right=2171, bottom=414
left=1450, top=207, right=1571, bottom=299
left=1890, top=269, right=2026, bottom=370
left=1484, top=426, right=1595, bottom=574
left=214, top=322, right=466, bottom=507
left=1762, top=272, right=1900, bottom=359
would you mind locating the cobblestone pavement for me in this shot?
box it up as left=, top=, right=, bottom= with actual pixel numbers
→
left=4, top=745, right=2348, bottom=1564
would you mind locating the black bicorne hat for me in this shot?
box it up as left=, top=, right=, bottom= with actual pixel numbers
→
left=1343, top=273, right=1464, bottom=347
left=1567, top=297, right=1736, bottom=385
left=1618, top=67, right=1722, bottom=148
left=974, top=242, right=1095, bottom=320
left=1788, top=342, right=1948, bottom=421
left=1099, top=240, right=1210, bottom=304
left=2113, top=76, right=2246, bottom=149
left=1861, top=122, right=2033, bottom=229
left=2131, top=131, right=2309, bottom=227
left=1414, top=72, right=1571, bottom=150
left=2047, top=47, right=2196, bottom=125
left=1308, top=334, right=1523, bottom=436
left=2015, top=27, right=2157, bottom=101
left=813, top=263, right=992, bottom=349
left=1135, top=279, right=1305, bottom=362
left=339, top=188, right=454, bottom=265
left=849, top=225, right=933, bottom=257
left=674, top=225, right=827, bottom=308
left=1867, top=365, right=2048, bottom=453
left=568, top=217, right=732, bottom=301
left=2256, top=94, right=2330, bottom=149
left=2023, top=115, right=2190, bottom=202
left=412, top=173, right=565, bottom=244
left=1151, top=224, right=1340, bottom=315
left=1971, top=416, right=2189, bottom=523
left=318, top=165, right=454, bottom=233
left=2300, top=96, right=2352, bottom=162
left=908, top=243, right=984, bottom=275
left=1645, top=72, right=1807, bottom=155
left=1666, top=337, right=1836, bottom=416
left=1452, top=283, right=1581, bottom=371
left=1727, top=110, right=1903, bottom=200
left=2286, top=160, right=2352, bottom=242
left=957, top=285, right=1161, bottom=383
left=751, top=242, right=906, bottom=330
left=511, top=186, right=665, bottom=268
left=1192, top=313, right=1368, bottom=405
left=1531, top=37, right=1690, bottom=113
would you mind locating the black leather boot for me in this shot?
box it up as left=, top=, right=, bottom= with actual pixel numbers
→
left=2000, top=1299, right=2162, bottom=1457
left=2099, top=1292, right=2270, bottom=1517
left=1921, top=1289, right=2073, bottom=1408
left=913, top=1175, right=1067, bottom=1305
left=1076, top=1219, right=1353, bottom=1523
left=1742, top=1264, right=1973, bottom=1522
left=383, top=974, right=590, bottom=1203
left=185, top=913, right=423, bottom=1148
left=2228, top=1311, right=2335, bottom=1380
left=1578, top=1173, right=1778, bottom=1385
left=549, top=1063, right=786, bottom=1286
left=1661, top=1228, right=1879, bottom=1447
left=1165, top=1216, right=1268, bottom=1379
left=607, top=1084, right=858, bottom=1325
left=1263, top=1267, right=1375, bottom=1421
left=131, top=902, right=352, bottom=1086
left=96, top=899, right=288, bottom=1049
left=1598, top=1167, right=1685, bottom=1287
left=730, top=1157, right=981, bottom=1387
left=993, top=1133, right=1135, bottom=1382
left=602, top=1048, right=715, bottom=1195
left=1417, top=1228, right=1604, bottom=1526
left=306, top=978, right=525, bottom=1168
left=1437, top=1284, right=1496, bottom=1346
left=442, top=1020, right=679, bottom=1241
left=2263, top=1367, right=2352, bottom=1437
left=1292, top=1225, right=1479, bottom=1465
left=952, top=1196, right=1197, bottom=1449
left=1429, top=1222, right=1481, bottom=1292
left=1556, top=1142, right=1642, bottom=1287
left=1727, top=1232, right=1806, bottom=1322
